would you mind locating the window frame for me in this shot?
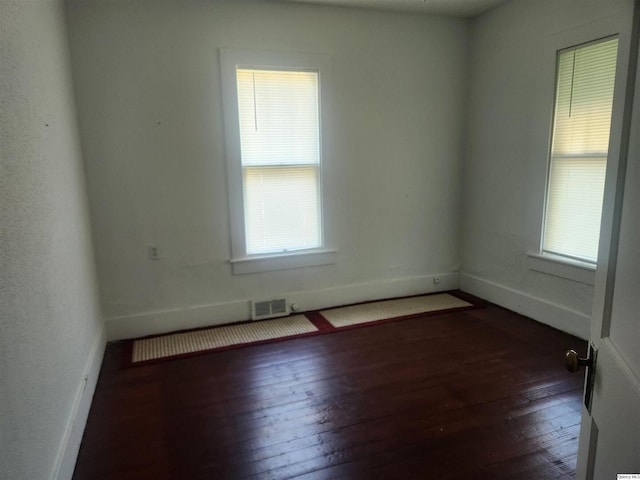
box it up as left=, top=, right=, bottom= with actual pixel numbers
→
left=528, top=26, right=629, bottom=283
left=540, top=35, right=619, bottom=266
left=220, top=49, right=336, bottom=274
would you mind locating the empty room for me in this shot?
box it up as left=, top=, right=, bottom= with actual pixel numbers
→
left=1, top=0, right=639, bottom=479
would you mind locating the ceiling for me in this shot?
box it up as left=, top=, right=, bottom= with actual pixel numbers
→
left=281, top=0, right=511, bottom=18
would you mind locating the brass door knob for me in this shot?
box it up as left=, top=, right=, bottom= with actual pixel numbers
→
left=566, top=349, right=592, bottom=373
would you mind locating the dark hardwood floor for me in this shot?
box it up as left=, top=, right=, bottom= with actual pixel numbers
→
left=73, top=293, right=587, bottom=480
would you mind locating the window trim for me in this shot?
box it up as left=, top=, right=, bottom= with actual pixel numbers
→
left=220, top=48, right=335, bottom=274
left=528, top=15, right=632, bottom=284
left=526, top=251, right=596, bottom=286
left=540, top=35, right=619, bottom=265
left=230, top=248, right=338, bottom=275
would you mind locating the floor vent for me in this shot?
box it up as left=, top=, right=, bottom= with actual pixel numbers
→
left=251, top=298, right=290, bottom=321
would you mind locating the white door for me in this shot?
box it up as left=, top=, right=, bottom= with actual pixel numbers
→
left=575, top=4, right=640, bottom=478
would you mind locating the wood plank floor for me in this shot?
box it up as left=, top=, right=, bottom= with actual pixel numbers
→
left=73, top=293, right=587, bottom=480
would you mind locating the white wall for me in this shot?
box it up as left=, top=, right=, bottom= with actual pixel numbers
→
left=65, top=0, right=470, bottom=340
left=0, top=1, right=105, bottom=479
left=462, top=0, right=635, bottom=339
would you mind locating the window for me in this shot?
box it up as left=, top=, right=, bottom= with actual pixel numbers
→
left=238, top=69, right=321, bottom=255
left=220, top=50, right=335, bottom=274
left=542, top=37, right=619, bottom=264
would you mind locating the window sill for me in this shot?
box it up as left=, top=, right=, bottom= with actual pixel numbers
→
left=526, top=251, right=596, bottom=286
left=230, top=249, right=337, bottom=275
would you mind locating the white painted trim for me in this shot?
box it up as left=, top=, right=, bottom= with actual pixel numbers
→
left=230, top=249, right=338, bottom=274
left=220, top=48, right=335, bottom=264
left=51, top=324, right=106, bottom=480
left=460, top=273, right=591, bottom=339
left=106, top=272, right=459, bottom=341
left=526, top=251, right=596, bottom=286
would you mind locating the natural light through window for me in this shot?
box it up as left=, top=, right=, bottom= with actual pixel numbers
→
left=543, top=37, right=618, bottom=263
left=237, top=69, right=322, bottom=255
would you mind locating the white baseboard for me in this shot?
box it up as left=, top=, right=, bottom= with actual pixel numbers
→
left=460, top=273, right=590, bottom=339
left=52, top=324, right=106, bottom=480
left=106, top=272, right=460, bottom=341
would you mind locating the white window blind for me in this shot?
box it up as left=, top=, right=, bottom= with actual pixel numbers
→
left=543, top=37, right=618, bottom=263
left=237, top=68, right=322, bottom=255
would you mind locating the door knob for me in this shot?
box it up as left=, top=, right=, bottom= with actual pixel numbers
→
left=566, top=344, right=597, bottom=413
left=566, top=349, right=592, bottom=373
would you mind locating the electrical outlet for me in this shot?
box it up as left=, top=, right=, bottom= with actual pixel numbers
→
left=433, top=276, right=440, bottom=285
left=148, top=245, right=159, bottom=260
